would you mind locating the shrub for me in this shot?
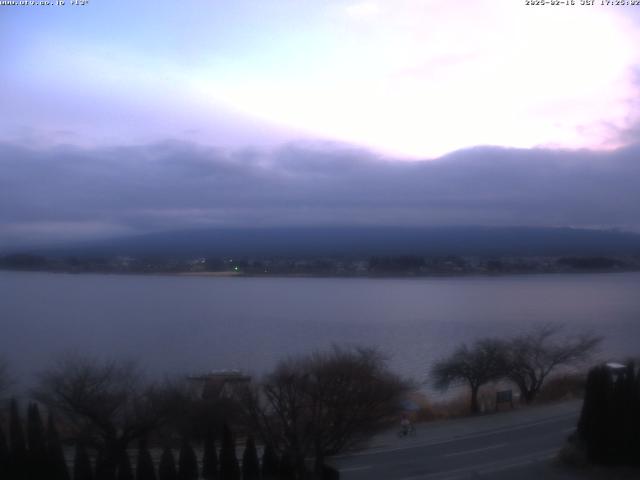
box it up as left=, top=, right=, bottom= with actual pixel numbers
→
left=577, top=362, right=640, bottom=465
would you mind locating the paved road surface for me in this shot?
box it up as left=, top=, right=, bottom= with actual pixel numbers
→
left=331, top=400, right=585, bottom=479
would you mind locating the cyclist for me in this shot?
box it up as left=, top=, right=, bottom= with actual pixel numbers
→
left=399, top=414, right=412, bottom=437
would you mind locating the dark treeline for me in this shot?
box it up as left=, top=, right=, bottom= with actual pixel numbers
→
left=0, top=346, right=406, bottom=480
left=0, top=400, right=68, bottom=480
left=2, top=252, right=639, bottom=277
left=0, top=400, right=310, bottom=480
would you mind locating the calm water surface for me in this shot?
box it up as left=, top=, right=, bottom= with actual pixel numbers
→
left=1, top=271, right=639, bottom=386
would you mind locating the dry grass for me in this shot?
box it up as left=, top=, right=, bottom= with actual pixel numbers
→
left=535, top=372, right=586, bottom=403
left=410, top=391, right=481, bottom=421
left=410, top=373, right=587, bottom=423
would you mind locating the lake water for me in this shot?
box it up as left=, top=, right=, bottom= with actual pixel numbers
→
left=1, top=271, right=639, bottom=390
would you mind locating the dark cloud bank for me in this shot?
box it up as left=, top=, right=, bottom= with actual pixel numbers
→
left=1, top=140, right=640, bottom=249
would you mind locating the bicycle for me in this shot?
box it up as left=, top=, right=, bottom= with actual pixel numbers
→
left=397, top=423, right=416, bottom=437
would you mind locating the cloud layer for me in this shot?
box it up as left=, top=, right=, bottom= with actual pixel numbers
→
left=1, top=141, right=640, bottom=248
left=3, top=1, right=640, bottom=157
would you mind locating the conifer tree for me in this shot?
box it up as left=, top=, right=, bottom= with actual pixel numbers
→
left=219, top=424, right=239, bottom=480
left=27, top=403, right=48, bottom=479
left=610, top=366, right=631, bottom=464
left=260, top=444, right=279, bottom=480
left=95, top=449, right=104, bottom=479
left=74, top=443, right=94, bottom=480
left=278, top=450, right=295, bottom=480
left=9, top=398, right=27, bottom=480
left=608, top=362, right=640, bottom=465
left=46, top=412, right=71, bottom=480
left=576, top=362, right=640, bottom=466
left=578, top=365, right=613, bottom=464
left=633, top=367, right=640, bottom=466
left=0, top=424, right=9, bottom=479
left=158, top=447, right=178, bottom=480
left=117, top=451, right=135, bottom=480
left=178, top=438, right=198, bottom=480
left=241, top=436, right=260, bottom=480
left=201, top=431, right=218, bottom=480
left=27, top=404, right=46, bottom=452
left=621, top=362, right=638, bottom=463
left=136, top=437, right=156, bottom=480
left=96, top=448, right=117, bottom=480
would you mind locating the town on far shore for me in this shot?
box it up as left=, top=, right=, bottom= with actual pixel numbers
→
left=2, top=252, right=639, bottom=276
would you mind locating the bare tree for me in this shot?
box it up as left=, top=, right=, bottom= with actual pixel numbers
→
left=34, top=353, right=180, bottom=478
left=431, top=339, right=508, bottom=414
left=506, top=323, right=602, bottom=404
left=240, top=346, right=409, bottom=478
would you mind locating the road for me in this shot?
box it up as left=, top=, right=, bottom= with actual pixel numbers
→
left=331, top=400, right=583, bottom=480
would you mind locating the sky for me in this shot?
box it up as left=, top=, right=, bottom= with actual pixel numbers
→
left=2, top=0, right=640, bottom=246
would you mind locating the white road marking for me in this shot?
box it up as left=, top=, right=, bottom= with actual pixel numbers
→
left=439, top=449, right=557, bottom=480
left=442, top=442, right=507, bottom=457
left=398, top=448, right=557, bottom=480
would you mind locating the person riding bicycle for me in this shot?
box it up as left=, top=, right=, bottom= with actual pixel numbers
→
left=400, top=413, right=412, bottom=436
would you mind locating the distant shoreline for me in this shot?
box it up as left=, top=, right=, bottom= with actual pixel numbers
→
left=2, top=266, right=640, bottom=280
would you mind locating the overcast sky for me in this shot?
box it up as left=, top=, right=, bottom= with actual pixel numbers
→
left=2, top=1, right=640, bottom=246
